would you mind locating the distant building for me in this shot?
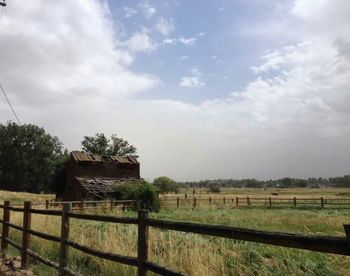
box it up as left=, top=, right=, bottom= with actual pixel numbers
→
left=58, top=151, right=140, bottom=201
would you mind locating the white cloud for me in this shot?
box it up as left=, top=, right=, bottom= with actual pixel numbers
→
left=0, top=0, right=157, bottom=105
left=156, top=17, right=174, bottom=36
left=123, top=6, right=138, bottom=18
left=138, top=1, right=156, bottom=19
left=1, top=0, right=350, bottom=181
left=179, top=68, right=205, bottom=87
left=163, top=38, right=176, bottom=45
left=178, top=36, right=197, bottom=46
left=123, top=29, right=158, bottom=53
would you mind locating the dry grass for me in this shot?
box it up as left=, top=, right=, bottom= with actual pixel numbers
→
left=1, top=189, right=350, bottom=275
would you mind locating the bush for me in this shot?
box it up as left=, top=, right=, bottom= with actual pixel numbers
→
left=208, top=183, right=221, bottom=193
left=153, top=176, right=179, bottom=194
left=114, top=180, right=160, bottom=212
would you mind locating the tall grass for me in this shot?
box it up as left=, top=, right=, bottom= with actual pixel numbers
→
left=3, top=207, right=350, bottom=275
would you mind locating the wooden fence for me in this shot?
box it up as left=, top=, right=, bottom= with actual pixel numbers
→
left=0, top=200, right=349, bottom=275
left=162, top=196, right=350, bottom=209
left=10, top=199, right=136, bottom=211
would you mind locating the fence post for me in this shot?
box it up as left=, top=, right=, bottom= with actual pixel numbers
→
left=223, top=197, right=225, bottom=206
left=45, top=200, right=49, bottom=210
left=138, top=210, right=149, bottom=276
left=80, top=199, right=84, bottom=212
left=21, top=201, right=32, bottom=270
left=344, top=225, right=350, bottom=248
left=193, top=197, right=197, bottom=208
left=59, top=203, right=71, bottom=275
left=247, top=197, right=250, bottom=206
left=269, top=197, right=272, bottom=208
left=110, top=199, right=114, bottom=211
left=176, top=197, right=179, bottom=209
left=294, top=197, right=297, bottom=207
left=1, top=201, right=10, bottom=257
left=209, top=197, right=211, bottom=208
left=236, top=197, right=239, bottom=207
left=321, top=197, right=324, bottom=209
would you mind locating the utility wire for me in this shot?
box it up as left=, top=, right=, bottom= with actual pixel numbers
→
left=0, top=81, right=22, bottom=125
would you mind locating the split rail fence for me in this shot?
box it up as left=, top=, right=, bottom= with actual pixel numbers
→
left=163, top=196, right=350, bottom=209
left=0, top=200, right=349, bottom=276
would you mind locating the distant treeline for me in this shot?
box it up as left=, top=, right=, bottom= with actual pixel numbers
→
left=178, top=176, right=350, bottom=189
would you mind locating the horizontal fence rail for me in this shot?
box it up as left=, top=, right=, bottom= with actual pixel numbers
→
left=0, top=200, right=349, bottom=275
left=161, top=196, right=350, bottom=209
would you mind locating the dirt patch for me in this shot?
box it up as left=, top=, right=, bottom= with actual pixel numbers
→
left=0, top=257, right=33, bottom=276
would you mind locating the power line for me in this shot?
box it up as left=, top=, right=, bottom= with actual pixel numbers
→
left=0, top=81, right=22, bottom=125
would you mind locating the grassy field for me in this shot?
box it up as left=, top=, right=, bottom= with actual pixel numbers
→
left=165, top=187, right=350, bottom=199
left=1, top=189, right=350, bottom=275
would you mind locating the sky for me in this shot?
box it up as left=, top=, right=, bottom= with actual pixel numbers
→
left=0, top=0, right=350, bottom=181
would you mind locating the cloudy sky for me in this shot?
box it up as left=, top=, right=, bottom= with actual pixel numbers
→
left=0, top=0, right=349, bottom=181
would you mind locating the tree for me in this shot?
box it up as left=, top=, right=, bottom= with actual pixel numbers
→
left=153, top=176, right=179, bottom=194
left=207, top=183, right=221, bottom=193
left=81, top=133, right=138, bottom=157
left=0, top=122, right=65, bottom=193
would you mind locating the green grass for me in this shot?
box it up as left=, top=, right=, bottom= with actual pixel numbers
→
left=1, top=189, right=350, bottom=275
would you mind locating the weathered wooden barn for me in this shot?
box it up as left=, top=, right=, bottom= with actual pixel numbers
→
left=58, top=151, right=140, bottom=201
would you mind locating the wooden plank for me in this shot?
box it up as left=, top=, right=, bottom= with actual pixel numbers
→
left=21, top=201, right=32, bottom=270
left=59, top=203, right=71, bottom=275
left=147, top=219, right=350, bottom=256
left=144, top=261, right=186, bottom=276
left=27, top=228, right=61, bottom=243
left=138, top=210, right=149, bottom=276
left=67, top=212, right=137, bottom=224
left=28, top=208, right=62, bottom=216
left=1, top=201, right=10, bottom=257
left=66, top=239, right=138, bottom=266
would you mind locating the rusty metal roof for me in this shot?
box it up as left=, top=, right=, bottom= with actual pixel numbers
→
left=71, top=151, right=139, bottom=164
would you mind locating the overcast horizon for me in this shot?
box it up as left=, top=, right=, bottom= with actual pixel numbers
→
left=0, top=0, right=350, bottom=181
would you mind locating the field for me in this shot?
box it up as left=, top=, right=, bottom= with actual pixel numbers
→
left=1, top=188, right=350, bottom=275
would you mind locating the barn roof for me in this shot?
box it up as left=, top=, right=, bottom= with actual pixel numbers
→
left=71, top=151, right=139, bottom=164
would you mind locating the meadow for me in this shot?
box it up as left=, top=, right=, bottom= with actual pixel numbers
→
left=1, top=188, right=350, bottom=275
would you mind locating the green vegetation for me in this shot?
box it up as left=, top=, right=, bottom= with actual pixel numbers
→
left=180, top=176, right=350, bottom=189
left=81, top=133, right=138, bottom=158
left=114, top=180, right=160, bottom=211
left=153, top=176, right=179, bottom=194
left=1, top=189, right=349, bottom=275
left=0, top=122, right=67, bottom=193
left=5, top=206, right=349, bottom=276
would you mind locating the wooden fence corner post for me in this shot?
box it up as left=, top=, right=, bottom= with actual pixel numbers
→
left=1, top=201, right=10, bottom=257
left=321, top=197, right=324, bottom=209
left=176, top=197, right=179, bottom=209
left=269, top=197, right=272, bottom=208
left=21, top=201, right=32, bottom=270
left=138, top=209, right=149, bottom=276
left=209, top=197, right=211, bottom=208
left=236, top=197, right=239, bottom=207
left=59, top=203, right=71, bottom=276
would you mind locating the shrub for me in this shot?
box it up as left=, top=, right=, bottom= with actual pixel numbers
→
left=153, top=176, right=179, bottom=194
left=114, top=180, right=160, bottom=212
left=208, top=183, right=221, bottom=193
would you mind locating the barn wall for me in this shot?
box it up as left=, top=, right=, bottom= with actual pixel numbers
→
left=74, top=161, right=140, bottom=179
left=61, top=157, right=140, bottom=201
